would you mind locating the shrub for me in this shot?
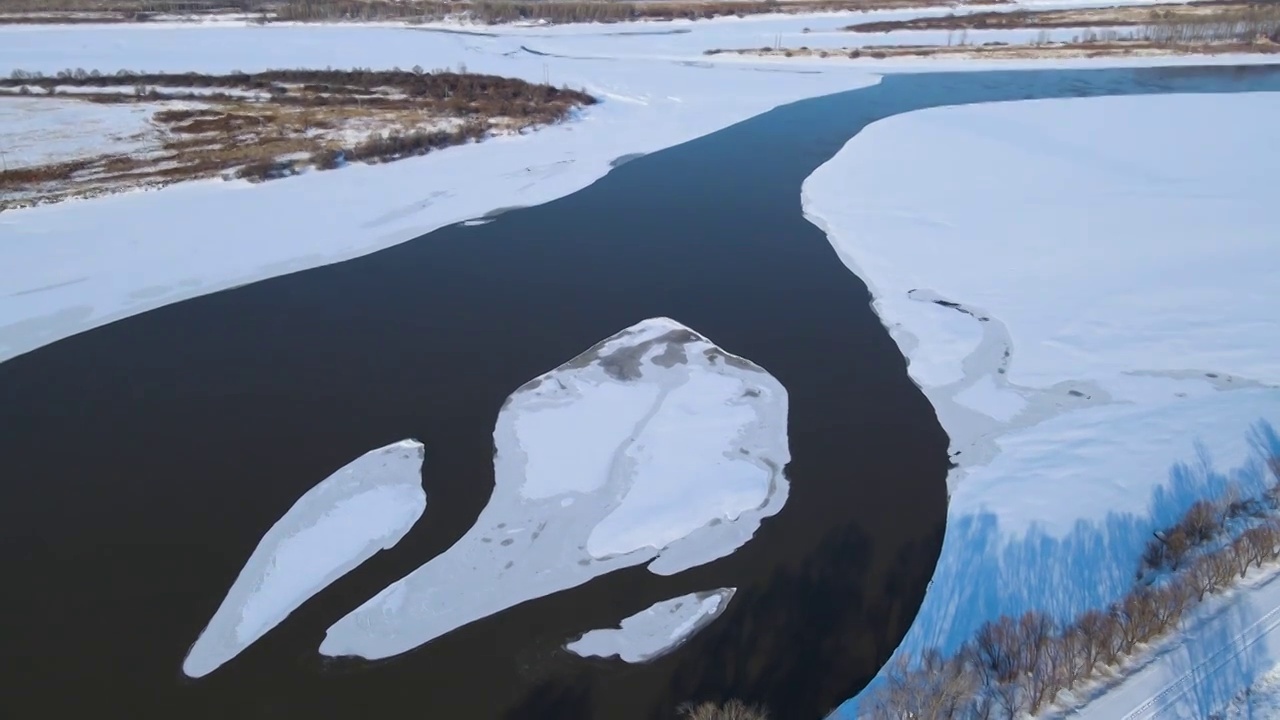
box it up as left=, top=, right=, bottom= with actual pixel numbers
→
left=235, top=159, right=294, bottom=181
left=677, top=699, right=769, bottom=720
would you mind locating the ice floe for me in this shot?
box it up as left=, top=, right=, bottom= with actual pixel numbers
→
left=566, top=588, right=736, bottom=663
left=182, top=439, right=426, bottom=678
left=320, top=317, right=788, bottom=661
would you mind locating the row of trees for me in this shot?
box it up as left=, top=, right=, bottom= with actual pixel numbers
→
left=864, top=457, right=1280, bottom=719
left=270, top=0, right=900, bottom=25
left=3, top=67, right=595, bottom=106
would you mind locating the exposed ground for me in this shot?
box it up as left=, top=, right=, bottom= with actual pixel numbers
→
left=847, top=0, right=1278, bottom=32
left=0, top=68, right=594, bottom=209
left=0, top=0, right=1003, bottom=25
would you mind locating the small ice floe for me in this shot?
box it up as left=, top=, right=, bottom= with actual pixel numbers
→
left=182, top=439, right=426, bottom=678
left=566, top=588, right=737, bottom=663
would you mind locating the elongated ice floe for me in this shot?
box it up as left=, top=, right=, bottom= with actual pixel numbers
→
left=182, top=439, right=426, bottom=678
left=567, top=588, right=737, bottom=663
left=321, top=317, right=789, bottom=661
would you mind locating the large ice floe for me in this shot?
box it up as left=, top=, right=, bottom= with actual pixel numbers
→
left=567, top=588, right=737, bottom=663
left=182, top=440, right=426, bottom=678
left=806, top=93, right=1280, bottom=717
left=320, top=317, right=789, bottom=661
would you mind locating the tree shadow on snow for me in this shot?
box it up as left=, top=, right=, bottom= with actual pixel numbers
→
left=899, top=420, right=1280, bottom=659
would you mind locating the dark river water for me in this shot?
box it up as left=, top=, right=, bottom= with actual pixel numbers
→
left=1, top=64, right=1278, bottom=720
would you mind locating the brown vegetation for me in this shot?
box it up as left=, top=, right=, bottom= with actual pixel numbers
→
left=678, top=699, right=771, bottom=720
left=0, top=67, right=594, bottom=209
left=846, top=0, right=1279, bottom=33
left=860, top=455, right=1280, bottom=719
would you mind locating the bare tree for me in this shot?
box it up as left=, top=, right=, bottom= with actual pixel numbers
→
left=1077, top=608, right=1121, bottom=667
left=1188, top=555, right=1220, bottom=601
left=1151, top=579, right=1190, bottom=633
left=1183, top=500, right=1221, bottom=544
left=1164, top=528, right=1193, bottom=570
left=1048, top=623, right=1092, bottom=691
left=862, top=653, right=925, bottom=720
left=972, top=616, right=1021, bottom=686
left=1229, top=535, right=1253, bottom=578
left=1015, top=611, right=1059, bottom=714
left=1208, top=546, right=1238, bottom=588
left=1242, top=525, right=1275, bottom=569
left=1114, top=590, right=1158, bottom=653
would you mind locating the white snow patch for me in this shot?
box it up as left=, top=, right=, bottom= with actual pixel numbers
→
left=566, top=588, right=736, bottom=663
left=0, top=96, right=161, bottom=169
left=954, top=375, right=1026, bottom=423
left=891, top=298, right=984, bottom=388
left=182, top=439, right=425, bottom=678
left=587, top=371, right=773, bottom=559
left=1219, top=661, right=1280, bottom=720
left=515, top=380, right=661, bottom=500
left=805, top=93, right=1280, bottom=717
left=320, top=317, right=789, bottom=661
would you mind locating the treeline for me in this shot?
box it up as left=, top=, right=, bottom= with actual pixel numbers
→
left=1139, top=4, right=1280, bottom=44
left=3, top=67, right=594, bottom=105
left=1073, top=5, right=1280, bottom=45
left=271, top=0, right=916, bottom=25
left=863, top=456, right=1280, bottom=719
left=0, top=0, right=958, bottom=25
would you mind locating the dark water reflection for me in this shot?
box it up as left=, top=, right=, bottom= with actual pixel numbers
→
left=1, top=64, right=1278, bottom=720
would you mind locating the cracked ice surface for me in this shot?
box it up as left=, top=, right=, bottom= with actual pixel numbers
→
left=320, top=317, right=789, bottom=661
left=567, top=588, right=737, bottom=663
left=182, top=440, right=426, bottom=678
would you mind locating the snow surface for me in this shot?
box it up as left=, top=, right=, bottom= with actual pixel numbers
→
left=0, top=3, right=1258, bottom=365
left=0, top=96, right=161, bottom=169
left=807, top=94, right=1280, bottom=717
left=182, top=439, right=425, bottom=678
left=566, top=588, right=736, bottom=663
left=1066, top=564, right=1280, bottom=719
left=1219, top=663, right=1280, bottom=719
left=320, top=318, right=789, bottom=661
left=0, top=20, right=880, bottom=363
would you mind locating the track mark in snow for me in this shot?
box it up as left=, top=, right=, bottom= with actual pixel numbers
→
left=361, top=190, right=454, bottom=230
left=1125, top=592, right=1280, bottom=719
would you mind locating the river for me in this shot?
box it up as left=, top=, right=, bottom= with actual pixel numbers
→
left=1, top=64, right=1277, bottom=720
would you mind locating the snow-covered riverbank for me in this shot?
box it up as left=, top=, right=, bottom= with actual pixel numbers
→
left=804, top=92, right=1280, bottom=717
left=1, top=2, right=1269, bottom=365
left=0, top=19, right=876, bottom=364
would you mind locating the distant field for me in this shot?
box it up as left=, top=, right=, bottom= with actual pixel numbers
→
left=0, top=0, right=1003, bottom=25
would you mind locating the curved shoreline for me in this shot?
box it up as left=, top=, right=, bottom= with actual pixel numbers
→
left=804, top=91, right=1280, bottom=716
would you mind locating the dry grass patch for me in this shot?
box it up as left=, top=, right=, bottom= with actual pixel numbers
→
left=0, top=67, right=594, bottom=209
